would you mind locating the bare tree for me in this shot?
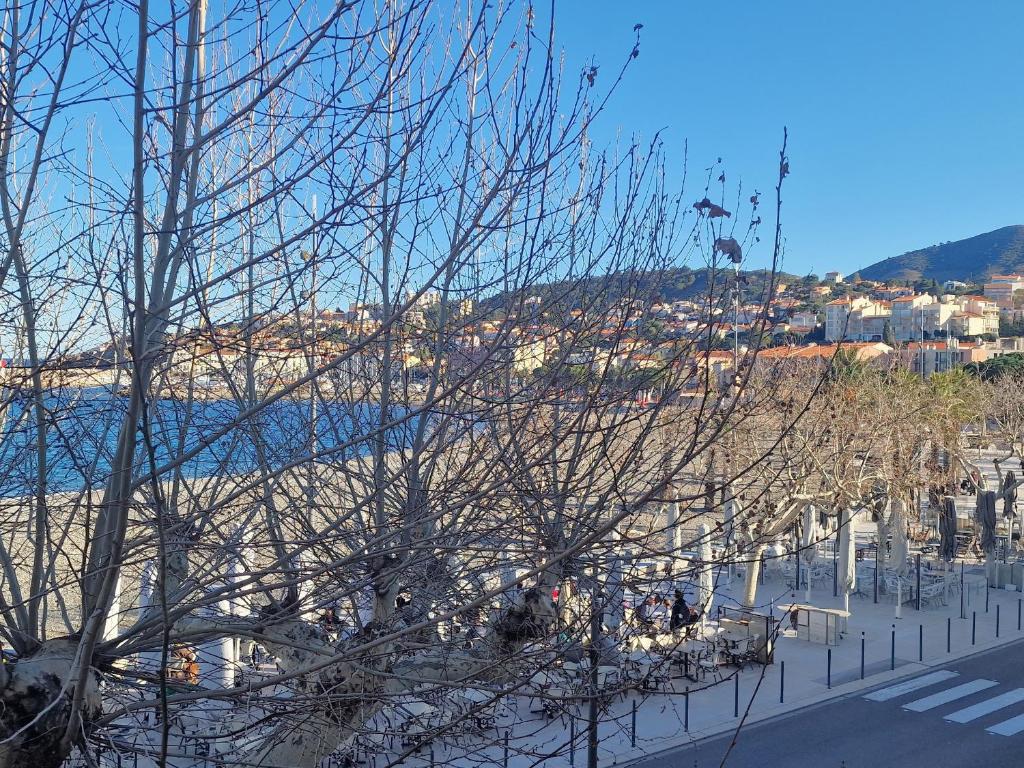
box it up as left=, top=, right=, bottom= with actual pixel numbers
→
left=0, top=3, right=809, bottom=767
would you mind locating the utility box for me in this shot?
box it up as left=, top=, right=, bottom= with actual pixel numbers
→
left=993, top=562, right=1024, bottom=591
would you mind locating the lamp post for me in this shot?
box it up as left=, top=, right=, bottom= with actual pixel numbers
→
left=587, top=590, right=604, bottom=768
left=726, top=254, right=742, bottom=587
left=302, top=195, right=320, bottom=519
left=918, top=304, right=924, bottom=379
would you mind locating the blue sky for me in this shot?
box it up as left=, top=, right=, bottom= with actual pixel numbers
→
left=555, top=1, right=1024, bottom=277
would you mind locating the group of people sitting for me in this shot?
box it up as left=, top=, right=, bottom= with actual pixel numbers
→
left=635, top=590, right=699, bottom=632
left=167, top=646, right=200, bottom=684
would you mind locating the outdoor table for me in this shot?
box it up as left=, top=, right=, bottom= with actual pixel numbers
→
left=670, top=640, right=712, bottom=681
left=695, top=625, right=723, bottom=640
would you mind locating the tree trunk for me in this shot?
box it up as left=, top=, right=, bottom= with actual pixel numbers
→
left=0, top=639, right=101, bottom=768
left=743, top=544, right=766, bottom=607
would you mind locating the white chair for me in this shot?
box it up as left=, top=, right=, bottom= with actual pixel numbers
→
left=696, top=647, right=723, bottom=683
left=885, top=574, right=910, bottom=603
left=919, top=580, right=946, bottom=607
left=727, top=636, right=757, bottom=669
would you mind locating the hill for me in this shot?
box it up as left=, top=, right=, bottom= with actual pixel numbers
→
left=858, top=225, right=1024, bottom=283
left=483, top=266, right=804, bottom=312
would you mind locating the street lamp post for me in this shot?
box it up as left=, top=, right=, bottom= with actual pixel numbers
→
left=726, top=259, right=741, bottom=587
left=303, top=196, right=320, bottom=518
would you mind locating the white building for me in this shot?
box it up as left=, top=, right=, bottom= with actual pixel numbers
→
left=824, top=297, right=889, bottom=342
left=984, top=274, right=1024, bottom=310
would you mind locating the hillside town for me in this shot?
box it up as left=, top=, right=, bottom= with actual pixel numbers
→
left=7, top=3, right=1024, bottom=768
left=38, top=272, right=1024, bottom=397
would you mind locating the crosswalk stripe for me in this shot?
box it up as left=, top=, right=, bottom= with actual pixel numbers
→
left=987, top=712, right=1024, bottom=736
left=863, top=670, right=959, bottom=702
left=944, top=688, right=1024, bottom=723
left=903, top=679, right=998, bottom=712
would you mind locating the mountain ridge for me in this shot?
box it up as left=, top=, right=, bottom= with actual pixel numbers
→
left=858, top=225, right=1024, bottom=283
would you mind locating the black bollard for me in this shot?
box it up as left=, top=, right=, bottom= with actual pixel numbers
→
left=780, top=660, right=785, bottom=703
left=827, top=648, right=832, bottom=689
left=972, top=611, right=977, bottom=645
left=890, top=624, right=896, bottom=670
left=874, top=545, right=879, bottom=604
left=860, top=632, right=865, bottom=679
left=631, top=700, right=637, bottom=747
left=947, top=616, right=951, bottom=653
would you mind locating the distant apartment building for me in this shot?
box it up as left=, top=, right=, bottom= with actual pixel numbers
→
left=826, top=293, right=997, bottom=342
left=946, top=295, right=999, bottom=337
left=824, top=271, right=844, bottom=284
left=983, top=274, right=1024, bottom=310
left=891, top=294, right=934, bottom=341
left=899, top=340, right=959, bottom=378
left=859, top=310, right=891, bottom=340
left=824, top=297, right=856, bottom=341
left=920, top=299, right=957, bottom=337
left=895, top=336, right=1021, bottom=376
left=404, top=289, right=441, bottom=308
left=690, top=350, right=735, bottom=390
left=876, top=285, right=914, bottom=300
left=789, top=311, right=819, bottom=333
left=824, top=297, right=889, bottom=342
left=510, top=336, right=549, bottom=374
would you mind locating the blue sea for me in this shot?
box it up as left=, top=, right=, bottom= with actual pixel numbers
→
left=0, top=388, right=427, bottom=495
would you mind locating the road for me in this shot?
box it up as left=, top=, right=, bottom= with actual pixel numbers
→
left=631, top=638, right=1024, bottom=768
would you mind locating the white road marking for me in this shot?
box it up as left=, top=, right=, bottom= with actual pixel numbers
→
left=863, top=670, right=959, bottom=702
left=945, top=689, right=1024, bottom=723
left=903, top=679, right=998, bottom=712
left=987, top=712, right=1024, bottom=736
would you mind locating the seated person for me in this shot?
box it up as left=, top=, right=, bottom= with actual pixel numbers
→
left=635, top=595, right=658, bottom=628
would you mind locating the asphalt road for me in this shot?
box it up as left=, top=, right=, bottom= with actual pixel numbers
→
left=631, top=638, right=1024, bottom=768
